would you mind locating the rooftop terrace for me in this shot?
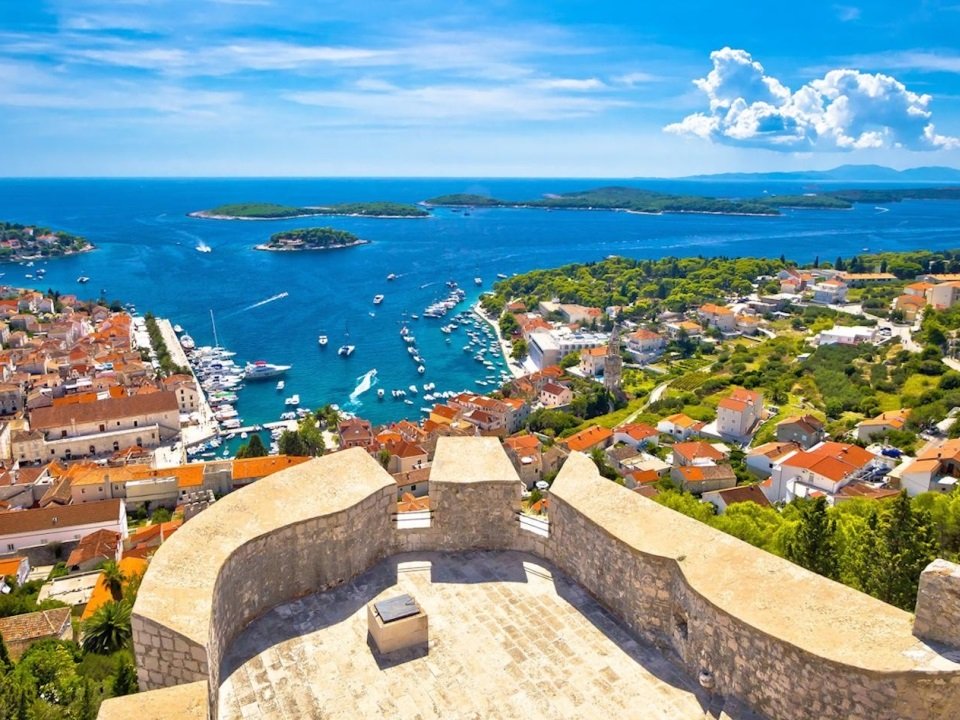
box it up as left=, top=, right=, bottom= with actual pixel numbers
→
left=219, top=550, right=747, bottom=720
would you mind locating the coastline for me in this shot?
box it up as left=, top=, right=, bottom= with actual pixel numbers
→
left=425, top=202, right=781, bottom=218
left=473, top=301, right=525, bottom=379
left=189, top=210, right=428, bottom=221
left=3, top=244, right=95, bottom=262
left=254, top=240, right=370, bottom=251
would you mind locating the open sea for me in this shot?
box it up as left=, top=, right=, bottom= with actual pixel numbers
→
left=0, top=177, right=958, bottom=430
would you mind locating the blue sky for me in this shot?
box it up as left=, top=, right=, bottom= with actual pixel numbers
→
left=2, top=0, right=960, bottom=176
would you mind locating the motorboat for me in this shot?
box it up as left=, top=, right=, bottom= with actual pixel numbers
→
left=180, top=334, right=196, bottom=350
left=77, top=276, right=90, bottom=283
left=173, top=324, right=183, bottom=333
left=377, top=388, right=385, bottom=399
left=276, top=380, right=285, bottom=391
left=318, top=334, right=328, bottom=347
left=475, top=277, right=482, bottom=285
left=243, top=360, right=291, bottom=380
left=386, top=273, right=397, bottom=281
left=285, top=394, right=300, bottom=406
left=338, top=345, right=355, bottom=357
left=417, top=365, right=425, bottom=374
left=373, top=294, right=384, bottom=305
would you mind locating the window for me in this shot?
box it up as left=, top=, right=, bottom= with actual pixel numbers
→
left=82, top=488, right=85, bottom=494
left=89, top=445, right=96, bottom=455
left=61, top=430, right=67, bottom=438
left=411, top=485, right=416, bottom=491
left=113, top=441, right=119, bottom=451
left=99, top=424, right=105, bottom=432
left=6, top=544, right=13, bottom=552
left=133, top=420, right=138, bottom=427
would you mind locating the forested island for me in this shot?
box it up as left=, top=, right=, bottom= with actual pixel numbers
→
left=424, top=185, right=960, bottom=216
left=255, top=227, right=369, bottom=251
left=0, top=221, right=93, bottom=261
left=190, top=201, right=428, bottom=219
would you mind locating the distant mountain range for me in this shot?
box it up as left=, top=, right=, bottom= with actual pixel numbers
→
left=674, top=164, right=960, bottom=183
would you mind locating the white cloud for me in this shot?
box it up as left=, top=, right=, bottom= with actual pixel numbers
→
left=665, top=47, right=959, bottom=151
left=532, top=78, right=605, bottom=90
left=834, top=5, right=861, bottom=22
left=614, top=71, right=659, bottom=86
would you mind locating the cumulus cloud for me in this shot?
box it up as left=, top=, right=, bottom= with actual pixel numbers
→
left=664, top=47, right=959, bottom=151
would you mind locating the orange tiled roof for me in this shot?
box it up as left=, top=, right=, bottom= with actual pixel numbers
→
left=673, top=441, right=726, bottom=463
left=232, top=455, right=310, bottom=481
left=563, top=425, right=613, bottom=452
left=80, top=557, right=149, bottom=621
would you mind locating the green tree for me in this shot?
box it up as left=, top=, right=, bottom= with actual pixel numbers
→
left=785, top=497, right=839, bottom=580
left=559, top=352, right=580, bottom=369
left=865, top=492, right=939, bottom=610
left=378, top=448, right=391, bottom=469
left=0, top=631, right=11, bottom=674
left=81, top=601, right=132, bottom=655
left=112, top=658, right=138, bottom=697
left=14, top=640, right=84, bottom=713
left=510, top=338, right=527, bottom=360
left=150, top=507, right=172, bottom=524
left=236, top=433, right=267, bottom=459
left=278, top=429, right=308, bottom=456
left=101, top=561, right=125, bottom=603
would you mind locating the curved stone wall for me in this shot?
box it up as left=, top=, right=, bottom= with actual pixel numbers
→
left=110, top=437, right=960, bottom=720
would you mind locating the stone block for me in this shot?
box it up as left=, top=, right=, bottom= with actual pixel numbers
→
left=367, top=596, right=428, bottom=656
left=914, top=558, right=960, bottom=649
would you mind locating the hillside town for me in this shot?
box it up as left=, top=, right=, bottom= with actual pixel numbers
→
left=5, top=255, right=960, bottom=710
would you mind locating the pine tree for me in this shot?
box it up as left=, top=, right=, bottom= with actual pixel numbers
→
left=0, top=631, right=11, bottom=674
left=236, top=433, right=267, bottom=459
left=835, top=256, right=845, bottom=271
left=785, top=497, right=839, bottom=580
left=813, top=255, right=820, bottom=269
left=112, top=658, right=138, bottom=697
left=867, top=492, right=939, bottom=610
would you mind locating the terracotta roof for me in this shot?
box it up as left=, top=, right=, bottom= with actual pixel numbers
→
left=859, top=409, right=910, bottom=430
left=673, top=441, right=727, bottom=464
left=675, top=464, right=736, bottom=483
left=628, top=329, right=663, bottom=341
left=699, top=303, right=734, bottom=315
left=0, top=499, right=121, bottom=535
left=748, top=441, right=800, bottom=461
left=906, top=282, right=935, bottom=292
left=582, top=347, right=607, bottom=357
left=30, top=391, right=178, bottom=431
left=505, top=435, right=540, bottom=451
left=709, top=485, right=772, bottom=508
left=66, top=528, right=120, bottom=567
left=392, top=441, right=427, bottom=459
left=777, top=415, right=824, bottom=433
left=662, top=413, right=698, bottom=429
left=0, top=607, right=71, bottom=648
left=895, top=294, right=926, bottom=308
left=393, top=467, right=431, bottom=486
left=563, top=425, right=613, bottom=452
left=628, top=469, right=661, bottom=485
left=431, top=405, right=459, bottom=420
left=836, top=483, right=900, bottom=501
left=615, top=423, right=659, bottom=441
left=398, top=493, right=431, bottom=512
left=633, top=485, right=660, bottom=499
left=782, top=442, right=874, bottom=482
left=231, top=455, right=309, bottom=481
left=540, top=382, right=569, bottom=396
left=80, top=556, right=149, bottom=621
left=0, top=556, right=26, bottom=579
left=38, top=475, right=72, bottom=507
left=919, top=439, right=960, bottom=463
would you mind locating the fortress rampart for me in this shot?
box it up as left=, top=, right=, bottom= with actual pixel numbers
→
left=99, top=437, right=960, bottom=720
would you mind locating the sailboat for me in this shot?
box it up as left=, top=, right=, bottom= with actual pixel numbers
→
left=338, top=322, right=355, bottom=357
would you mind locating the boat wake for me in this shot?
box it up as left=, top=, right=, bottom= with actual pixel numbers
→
left=875, top=206, right=890, bottom=214
left=348, top=369, right=378, bottom=404
left=238, top=292, right=289, bottom=314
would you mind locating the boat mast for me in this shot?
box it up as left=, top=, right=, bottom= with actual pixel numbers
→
left=210, top=309, right=220, bottom=348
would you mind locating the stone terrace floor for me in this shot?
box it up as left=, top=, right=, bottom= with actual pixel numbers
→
left=219, top=550, right=762, bottom=720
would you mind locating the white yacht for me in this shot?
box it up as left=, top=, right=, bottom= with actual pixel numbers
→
left=318, top=334, right=328, bottom=347
left=338, top=345, right=355, bottom=357
left=180, top=334, right=196, bottom=350
left=243, top=360, right=291, bottom=380
left=377, top=389, right=385, bottom=399
left=373, top=294, right=384, bottom=305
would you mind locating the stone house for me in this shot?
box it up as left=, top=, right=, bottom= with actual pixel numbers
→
left=776, top=415, right=825, bottom=449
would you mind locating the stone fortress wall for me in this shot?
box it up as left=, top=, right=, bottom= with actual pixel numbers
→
left=99, top=437, right=960, bottom=720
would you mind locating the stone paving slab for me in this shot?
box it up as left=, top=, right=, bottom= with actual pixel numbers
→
left=219, top=550, right=760, bottom=720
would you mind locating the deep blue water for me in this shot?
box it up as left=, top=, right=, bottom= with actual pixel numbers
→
left=0, top=177, right=958, bottom=428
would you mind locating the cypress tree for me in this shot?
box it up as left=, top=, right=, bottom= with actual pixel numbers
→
left=786, top=497, right=840, bottom=580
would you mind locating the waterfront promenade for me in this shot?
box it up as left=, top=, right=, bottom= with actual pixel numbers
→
left=156, top=318, right=220, bottom=449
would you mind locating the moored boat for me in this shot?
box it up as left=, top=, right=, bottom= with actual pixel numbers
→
left=338, top=345, right=355, bottom=357
left=243, top=360, right=291, bottom=380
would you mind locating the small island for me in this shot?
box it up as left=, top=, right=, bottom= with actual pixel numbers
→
left=255, top=227, right=370, bottom=252
left=0, top=221, right=94, bottom=261
left=423, top=184, right=960, bottom=216
left=191, top=201, right=428, bottom=220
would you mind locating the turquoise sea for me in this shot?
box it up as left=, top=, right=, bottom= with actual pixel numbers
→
left=0, top=178, right=958, bottom=429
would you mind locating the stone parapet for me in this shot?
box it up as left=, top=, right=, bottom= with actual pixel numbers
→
left=112, top=440, right=960, bottom=720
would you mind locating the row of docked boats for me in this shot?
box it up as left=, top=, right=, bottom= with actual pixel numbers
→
left=423, top=282, right=467, bottom=318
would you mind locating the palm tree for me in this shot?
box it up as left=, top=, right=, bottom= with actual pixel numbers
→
left=82, top=600, right=132, bottom=654
left=101, top=560, right=125, bottom=602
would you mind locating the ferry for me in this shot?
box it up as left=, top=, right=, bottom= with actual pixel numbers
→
left=338, top=345, right=355, bottom=357
left=373, top=294, right=384, bottom=305
left=318, top=334, right=328, bottom=347
left=243, top=360, right=291, bottom=380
